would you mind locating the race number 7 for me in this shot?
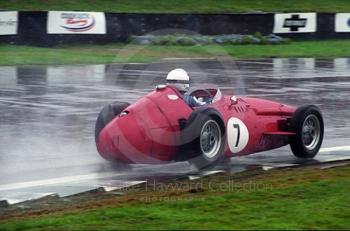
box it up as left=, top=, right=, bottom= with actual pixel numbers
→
left=227, top=117, right=249, bottom=153
left=233, top=124, right=240, bottom=147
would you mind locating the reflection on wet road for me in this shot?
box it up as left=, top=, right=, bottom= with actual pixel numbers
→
left=0, top=58, right=350, bottom=203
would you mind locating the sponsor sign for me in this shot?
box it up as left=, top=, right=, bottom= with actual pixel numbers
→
left=273, top=13, right=316, bottom=33
left=0, top=11, right=18, bottom=35
left=47, top=11, right=106, bottom=34
left=335, top=13, right=350, bottom=32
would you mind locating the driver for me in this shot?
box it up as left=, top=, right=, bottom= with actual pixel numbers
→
left=166, top=68, right=206, bottom=107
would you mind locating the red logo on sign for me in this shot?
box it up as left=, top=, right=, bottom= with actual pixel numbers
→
left=60, top=13, right=95, bottom=32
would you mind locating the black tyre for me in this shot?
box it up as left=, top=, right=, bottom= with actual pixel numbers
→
left=289, top=105, right=324, bottom=158
left=95, top=102, right=130, bottom=143
left=180, top=108, right=226, bottom=170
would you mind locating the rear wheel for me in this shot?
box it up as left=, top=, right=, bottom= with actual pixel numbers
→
left=95, top=102, right=130, bottom=143
left=180, top=108, right=226, bottom=170
left=289, top=105, right=324, bottom=158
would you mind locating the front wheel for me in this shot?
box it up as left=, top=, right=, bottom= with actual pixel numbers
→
left=289, top=105, right=324, bottom=158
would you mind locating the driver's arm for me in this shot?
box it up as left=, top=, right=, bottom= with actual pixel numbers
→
left=183, top=95, right=205, bottom=107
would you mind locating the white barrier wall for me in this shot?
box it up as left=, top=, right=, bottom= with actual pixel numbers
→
left=1, top=11, right=350, bottom=46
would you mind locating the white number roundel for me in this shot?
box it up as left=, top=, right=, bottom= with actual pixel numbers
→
left=227, top=117, right=249, bottom=153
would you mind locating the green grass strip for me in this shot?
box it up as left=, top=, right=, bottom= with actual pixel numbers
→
left=1, top=40, right=350, bottom=65
left=2, top=0, right=350, bottom=13
left=1, top=166, right=350, bottom=230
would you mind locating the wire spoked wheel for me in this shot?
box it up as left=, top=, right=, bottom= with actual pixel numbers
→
left=290, top=105, right=324, bottom=158
left=200, top=120, right=222, bottom=159
left=180, top=108, right=226, bottom=170
left=302, top=114, right=321, bottom=151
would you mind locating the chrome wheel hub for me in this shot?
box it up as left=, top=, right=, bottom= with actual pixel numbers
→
left=302, top=114, right=321, bottom=150
left=200, top=120, right=221, bottom=158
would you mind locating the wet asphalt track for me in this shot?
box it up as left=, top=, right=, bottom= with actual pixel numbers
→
left=0, top=58, right=350, bottom=203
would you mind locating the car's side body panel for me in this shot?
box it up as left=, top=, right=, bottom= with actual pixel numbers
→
left=97, top=86, right=192, bottom=164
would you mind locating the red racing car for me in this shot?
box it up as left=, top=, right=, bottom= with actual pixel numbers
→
left=95, top=85, right=324, bottom=169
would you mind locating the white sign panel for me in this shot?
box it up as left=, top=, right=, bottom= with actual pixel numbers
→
left=0, top=11, right=18, bottom=35
left=273, top=13, right=316, bottom=33
left=335, top=13, right=350, bottom=32
left=227, top=117, right=249, bottom=154
left=47, top=11, right=106, bottom=34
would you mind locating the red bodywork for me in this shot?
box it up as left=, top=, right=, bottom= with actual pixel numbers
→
left=96, top=86, right=296, bottom=164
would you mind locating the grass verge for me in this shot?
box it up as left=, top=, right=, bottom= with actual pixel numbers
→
left=1, top=40, right=350, bottom=65
left=2, top=0, right=350, bottom=13
left=0, top=164, right=350, bottom=230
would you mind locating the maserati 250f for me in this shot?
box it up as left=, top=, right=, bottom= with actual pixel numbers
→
left=95, top=85, right=323, bottom=169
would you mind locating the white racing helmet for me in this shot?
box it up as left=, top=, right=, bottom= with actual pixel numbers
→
left=166, top=68, right=190, bottom=92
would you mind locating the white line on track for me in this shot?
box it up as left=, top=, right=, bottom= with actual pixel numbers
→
left=0, top=172, right=126, bottom=191
left=0, top=146, right=349, bottom=192
left=319, top=145, right=350, bottom=153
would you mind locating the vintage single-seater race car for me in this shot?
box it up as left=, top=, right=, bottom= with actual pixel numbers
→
left=95, top=85, right=324, bottom=169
